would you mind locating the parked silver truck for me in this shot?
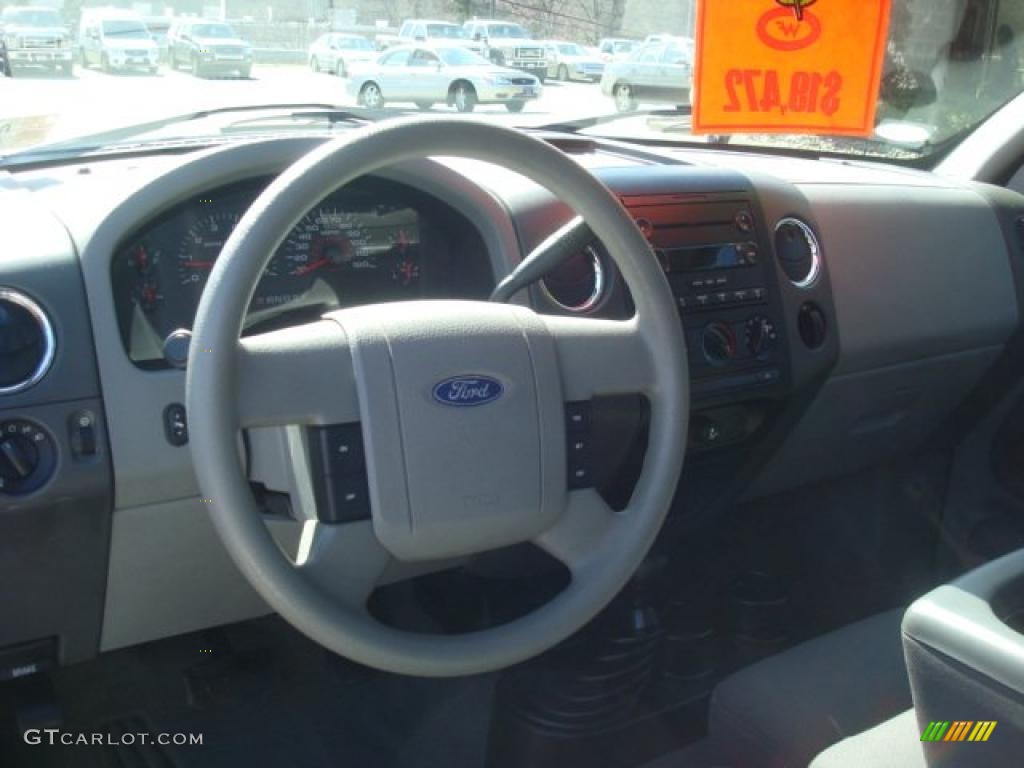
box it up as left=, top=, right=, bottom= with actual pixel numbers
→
left=0, top=6, right=72, bottom=77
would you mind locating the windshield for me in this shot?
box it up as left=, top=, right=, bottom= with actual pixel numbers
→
left=101, top=20, right=149, bottom=38
left=190, top=24, right=235, bottom=39
left=485, top=24, right=530, bottom=39
left=3, top=1, right=1024, bottom=165
left=426, top=24, right=467, bottom=39
left=2, top=9, right=61, bottom=26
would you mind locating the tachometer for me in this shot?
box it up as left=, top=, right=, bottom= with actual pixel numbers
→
left=178, top=210, right=260, bottom=286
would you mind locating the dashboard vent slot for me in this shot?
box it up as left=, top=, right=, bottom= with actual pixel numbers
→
left=774, top=218, right=821, bottom=288
left=0, top=290, right=55, bottom=395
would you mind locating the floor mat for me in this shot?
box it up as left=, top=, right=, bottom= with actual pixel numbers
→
left=1, top=616, right=495, bottom=768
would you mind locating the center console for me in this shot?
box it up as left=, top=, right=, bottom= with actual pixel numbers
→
left=594, top=164, right=838, bottom=456
left=903, top=549, right=1024, bottom=766
left=621, top=192, right=790, bottom=401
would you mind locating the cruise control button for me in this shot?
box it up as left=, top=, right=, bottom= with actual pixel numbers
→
left=568, top=463, right=593, bottom=489
left=568, top=435, right=589, bottom=458
left=311, top=423, right=364, bottom=476
left=320, top=473, right=371, bottom=523
left=565, top=401, right=591, bottom=433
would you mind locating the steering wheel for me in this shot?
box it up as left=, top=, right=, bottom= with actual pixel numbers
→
left=187, top=118, right=689, bottom=677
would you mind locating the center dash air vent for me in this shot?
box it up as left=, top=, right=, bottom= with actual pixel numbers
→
left=774, top=218, right=821, bottom=288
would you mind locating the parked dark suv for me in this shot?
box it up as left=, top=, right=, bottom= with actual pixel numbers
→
left=167, top=20, right=251, bottom=78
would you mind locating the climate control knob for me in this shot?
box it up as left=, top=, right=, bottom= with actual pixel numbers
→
left=744, top=315, right=778, bottom=359
left=701, top=321, right=738, bottom=364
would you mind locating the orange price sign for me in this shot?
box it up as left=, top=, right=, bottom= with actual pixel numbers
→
left=692, top=0, right=892, bottom=137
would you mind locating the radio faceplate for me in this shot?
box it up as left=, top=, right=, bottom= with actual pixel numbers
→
left=622, top=193, right=789, bottom=401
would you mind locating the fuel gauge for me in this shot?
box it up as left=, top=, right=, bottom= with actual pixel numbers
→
left=391, top=257, right=420, bottom=287
left=130, top=244, right=156, bottom=275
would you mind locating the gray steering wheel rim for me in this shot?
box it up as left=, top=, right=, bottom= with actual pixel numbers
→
left=187, top=117, right=688, bottom=677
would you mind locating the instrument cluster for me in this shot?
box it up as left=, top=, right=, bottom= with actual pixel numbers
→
left=112, top=176, right=493, bottom=366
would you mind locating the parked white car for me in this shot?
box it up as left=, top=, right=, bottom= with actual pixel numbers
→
left=544, top=41, right=604, bottom=82
left=308, top=33, right=376, bottom=77
left=348, top=44, right=541, bottom=113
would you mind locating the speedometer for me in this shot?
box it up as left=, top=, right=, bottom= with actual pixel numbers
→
left=278, top=208, right=372, bottom=278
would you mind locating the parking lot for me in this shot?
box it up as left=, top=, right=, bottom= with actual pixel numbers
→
left=1, top=63, right=622, bottom=149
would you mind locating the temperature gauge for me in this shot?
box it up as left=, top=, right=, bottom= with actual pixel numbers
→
left=134, top=279, right=163, bottom=314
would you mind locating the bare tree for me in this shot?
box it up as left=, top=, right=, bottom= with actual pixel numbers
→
left=574, top=0, right=626, bottom=43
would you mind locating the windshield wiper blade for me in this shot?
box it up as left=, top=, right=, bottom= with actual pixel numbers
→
left=0, top=103, right=379, bottom=166
left=220, top=108, right=408, bottom=134
left=538, top=106, right=692, bottom=134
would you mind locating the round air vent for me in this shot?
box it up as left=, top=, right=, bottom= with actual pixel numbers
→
left=774, top=218, right=821, bottom=288
left=541, top=245, right=607, bottom=313
left=0, top=290, right=55, bottom=395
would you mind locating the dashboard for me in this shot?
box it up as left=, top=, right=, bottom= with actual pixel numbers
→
left=0, top=131, right=1021, bottom=673
left=111, top=176, right=494, bottom=366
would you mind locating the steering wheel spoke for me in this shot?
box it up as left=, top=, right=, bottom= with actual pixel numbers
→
left=295, top=520, right=392, bottom=611
left=237, top=320, right=360, bottom=427
left=534, top=489, right=619, bottom=574
left=542, top=315, right=653, bottom=400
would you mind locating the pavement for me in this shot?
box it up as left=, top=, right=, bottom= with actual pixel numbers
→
left=0, top=63, right=632, bottom=152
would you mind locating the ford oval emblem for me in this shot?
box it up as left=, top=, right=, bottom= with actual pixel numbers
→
left=432, top=375, right=504, bottom=407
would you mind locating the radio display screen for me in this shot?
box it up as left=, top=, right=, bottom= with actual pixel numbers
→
left=661, top=244, right=745, bottom=272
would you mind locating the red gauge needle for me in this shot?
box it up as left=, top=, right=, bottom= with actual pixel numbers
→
left=180, top=260, right=215, bottom=269
left=295, top=258, right=329, bottom=276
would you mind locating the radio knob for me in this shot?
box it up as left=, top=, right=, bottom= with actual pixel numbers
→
left=744, top=315, right=778, bottom=359
left=701, top=321, right=737, bottom=364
